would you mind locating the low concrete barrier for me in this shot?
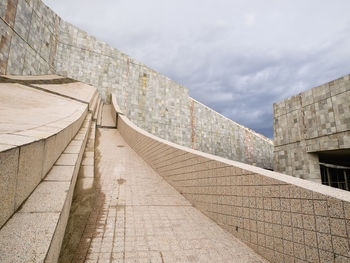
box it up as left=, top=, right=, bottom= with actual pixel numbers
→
left=113, top=95, right=350, bottom=263
left=0, top=114, right=92, bottom=263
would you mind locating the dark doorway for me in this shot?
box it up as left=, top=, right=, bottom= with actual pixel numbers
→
left=320, top=163, right=350, bottom=191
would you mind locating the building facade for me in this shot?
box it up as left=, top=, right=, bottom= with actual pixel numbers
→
left=274, top=74, right=350, bottom=189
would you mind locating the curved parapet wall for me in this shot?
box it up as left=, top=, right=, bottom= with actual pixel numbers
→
left=0, top=75, right=98, bottom=228
left=114, top=98, right=350, bottom=263
left=0, top=0, right=273, bottom=168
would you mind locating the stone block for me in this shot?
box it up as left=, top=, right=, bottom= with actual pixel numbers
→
left=42, top=135, right=56, bottom=177
left=314, top=98, right=337, bottom=136
left=0, top=19, right=13, bottom=74
left=330, top=75, right=350, bottom=96
left=0, top=148, right=18, bottom=227
left=7, top=33, right=26, bottom=74
left=15, top=140, right=45, bottom=209
left=19, top=181, right=70, bottom=213
left=22, top=45, right=39, bottom=75
left=0, top=0, right=18, bottom=27
left=56, top=153, right=78, bottom=166
left=303, top=103, right=318, bottom=139
left=27, top=10, right=42, bottom=52
left=332, top=90, right=350, bottom=133
left=286, top=110, right=301, bottom=143
left=0, top=212, right=60, bottom=263
left=312, top=83, right=331, bottom=103
left=273, top=115, right=288, bottom=146
left=44, top=165, right=75, bottom=181
left=13, top=0, right=32, bottom=41
left=285, top=95, right=301, bottom=113
left=300, top=88, right=313, bottom=106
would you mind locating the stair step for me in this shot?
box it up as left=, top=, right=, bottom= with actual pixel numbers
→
left=58, top=120, right=96, bottom=262
left=93, top=97, right=102, bottom=121
left=97, top=102, right=104, bottom=126
left=0, top=113, right=92, bottom=263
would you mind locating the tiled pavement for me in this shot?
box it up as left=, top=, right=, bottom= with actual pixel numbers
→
left=63, top=128, right=267, bottom=263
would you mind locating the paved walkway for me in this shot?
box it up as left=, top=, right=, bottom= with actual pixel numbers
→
left=61, top=128, right=266, bottom=263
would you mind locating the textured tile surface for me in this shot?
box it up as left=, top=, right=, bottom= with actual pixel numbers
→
left=59, top=128, right=266, bottom=263
left=119, top=113, right=350, bottom=263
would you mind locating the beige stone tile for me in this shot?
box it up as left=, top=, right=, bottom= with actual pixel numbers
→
left=0, top=148, right=18, bottom=227
left=56, top=153, right=78, bottom=166
left=15, top=140, right=45, bottom=209
left=42, top=134, right=58, bottom=177
left=0, top=212, right=60, bottom=263
left=44, top=165, right=75, bottom=181
left=19, top=181, right=70, bottom=212
left=61, top=128, right=267, bottom=263
left=330, top=218, right=347, bottom=237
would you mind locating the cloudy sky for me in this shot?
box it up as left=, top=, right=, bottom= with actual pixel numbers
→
left=45, top=0, right=350, bottom=138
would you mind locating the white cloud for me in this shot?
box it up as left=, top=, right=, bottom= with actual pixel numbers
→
left=245, top=13, right=256, bottom=27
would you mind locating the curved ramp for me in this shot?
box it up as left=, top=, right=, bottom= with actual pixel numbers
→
left=62, top=127, right=266, bottom=262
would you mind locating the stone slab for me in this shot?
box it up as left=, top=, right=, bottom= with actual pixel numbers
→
left=45, top=165, right=75, bottom=181
left=56, top=153, right=78, bottom=166
left=15, top=140, right=44, bottom=209
left=19, top=181, right=70, bottom=213
left=0, top=147, right=18, bottom=227
left=0, top=212, right=60, bottom=263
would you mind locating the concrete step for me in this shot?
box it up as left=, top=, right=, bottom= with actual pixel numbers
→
left=89, top=90, right=99, bottom=114
left=0, top=113, right=92, bottom=263
left=97, top=101, right=104, bottom=126
left=58, top=120, right=96, bottom=262
left=99, top=104, right=117, bottom=128
left=93, top=96, right=102, bottom=121
left=0, top=81, right=89, bottom=229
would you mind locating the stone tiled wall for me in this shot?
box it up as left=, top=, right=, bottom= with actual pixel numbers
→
left=117, top=108, right=350, bottom=263
left=192, top=99, right=273, bottom=169
left=0, top=0, right=273, bottom=168
left=274, top=74, right=350, bottom=182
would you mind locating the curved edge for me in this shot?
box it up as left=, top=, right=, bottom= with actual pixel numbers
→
left=112, top=94, right=350, bottom=203
left=0, top=104, right=88, bottom=229
left=113, top=94, right=350, bottom=262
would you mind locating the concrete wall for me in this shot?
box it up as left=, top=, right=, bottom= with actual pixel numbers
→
left=273, top=74, right=350, bottom=182
left=116, top=102, right=350, bottom=263
left=0, top=0, right=273, bottom=169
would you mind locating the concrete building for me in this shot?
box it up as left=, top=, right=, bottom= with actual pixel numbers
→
left=274, top=74, right=350, bottom=189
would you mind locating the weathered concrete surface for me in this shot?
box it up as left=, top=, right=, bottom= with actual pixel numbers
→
left=60, top=127, right=266, bottom=262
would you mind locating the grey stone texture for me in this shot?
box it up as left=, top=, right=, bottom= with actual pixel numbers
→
left=0, top=0, right=273, bottom=169
left=274, top=74, right=350, bottom=181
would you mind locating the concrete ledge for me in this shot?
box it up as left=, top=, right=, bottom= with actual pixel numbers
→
left=0, top=82, right=89, bottom=228
left=0, top=113, right=91, bottom=263
left=58, top=118, right=96, bottom=262
left=113, top=95, right=350, bottom=263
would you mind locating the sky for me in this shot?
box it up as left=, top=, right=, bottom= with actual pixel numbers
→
left=44, top=0, right=350, bottom=138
